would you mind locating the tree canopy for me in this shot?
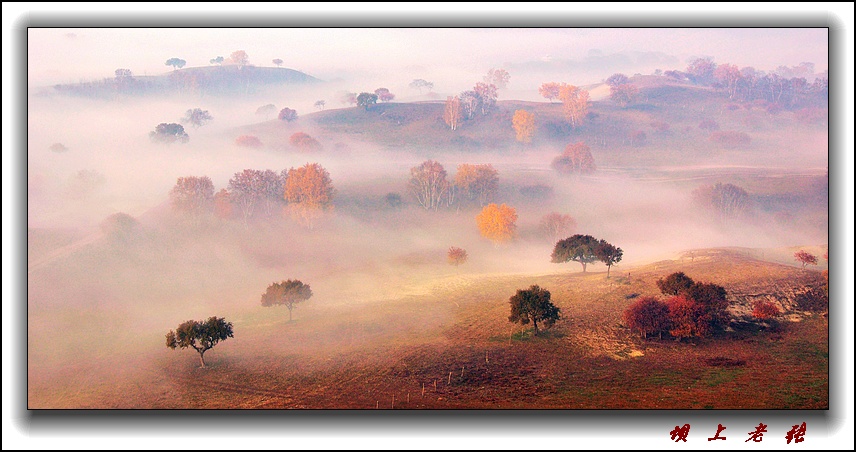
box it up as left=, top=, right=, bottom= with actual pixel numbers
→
left=261, top=280, right=313, bottom=321
left=356, top=92, right=378, bottom=110
left=166, top=316, right=233, bottom=368
left=551, top=234, right=600, bottom=272
left=508, top=285, right=560, bottom=336
left=476, top=203, right=517, bottom=245
left=149, top=123, right=189, bottom=144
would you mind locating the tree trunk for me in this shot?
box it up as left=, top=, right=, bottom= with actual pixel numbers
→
left=198, top=350, right=206, bottom=368
left=606, top=264, right=611, bottom=278
left=288, top=306, right=293, bottom=322
left=581, top=262, right=587, bottom=272
left=532, top=318, right=539, bottom=336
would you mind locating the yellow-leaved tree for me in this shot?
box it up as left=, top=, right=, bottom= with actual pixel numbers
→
left=512, top=109, right=535, bottom=143
left=476, top=203, right=517, bottom=245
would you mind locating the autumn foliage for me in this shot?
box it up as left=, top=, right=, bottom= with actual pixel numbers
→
left=261, top=280, right=313, bottom=322
left=409, top=160, right=449, bottom=211
left=752, top=300, right=780, bottom=319
left=794, top=250, right=818, bottom=269
left=289, top=132, right=321, bottom=151
left=447, top=247, right=468, bottom=266
left=454, top=163, right=498, bottom=207
left=512, top=109, right=535, bottom=143
left=551, top=142, right=596, bottom=174
left=284, top=163, right=334, bottom=209
left=558, top=83, right=590, bottom=128
left=443, top=96, right=462, bottom=131
left=476, top=203, right=517, bottom=245
left=538, top=82, right=561, bottom=103
left=623, top=296, right=671, bottom=339
left=235, top=135, right=263, bottom=148
left=667, top=295, right=711, bottom=340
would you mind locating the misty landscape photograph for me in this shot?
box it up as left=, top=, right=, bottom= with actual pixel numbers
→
left=25, top=26, right=830, bottom=411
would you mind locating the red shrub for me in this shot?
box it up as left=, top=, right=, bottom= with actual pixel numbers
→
left=752, top=300, right=780, bottom=319
left=289, top=132, right=322, bottom=151
left=235, top=135, right=263, bottom=148
left=667, top=295, right=710, bottom=340
left=623, top=296, right=670, bottom=339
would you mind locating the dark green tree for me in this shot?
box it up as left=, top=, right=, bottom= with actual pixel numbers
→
left=166, top=316, right=234, bottom=368
left=182, top=108, right=213, bottom=128
left=508, top=285, right=560, bottom=336
left=551, top=234, right=600, bottom=272
left=595, top=239, right=623, bottom=278
left=165, top=57, right=186, bottom=70
left=261, top=279, right=313, bottom=321
left=150, top=123, right=189, bottom=144
left=356, top=92, right=378, bottom=111
left=656, top=272, right=696, bottom=296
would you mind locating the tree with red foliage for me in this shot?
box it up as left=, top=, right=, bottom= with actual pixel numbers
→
left=794, top=250, right=818, bottom=269
left=213, top=188, right=234, bottom=220
left=447, top=247, right=468, bottom=266
left=752, top=300, right=780, bottom=319
left=374, top=87, right=395, bottom=103
left=289, top=132, right=321, bottom=151
left=551, top=142, right=596, bottom=174
left=235, top=135, right=263, bottom=148
left=667, top=295, right=710, bottom=340
left=624, top=296, right=670, bottom=339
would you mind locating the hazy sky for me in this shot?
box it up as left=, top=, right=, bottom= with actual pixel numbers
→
left=26, top=27, right=829, bottom=88
left=5, top=3, right=855, bottom=450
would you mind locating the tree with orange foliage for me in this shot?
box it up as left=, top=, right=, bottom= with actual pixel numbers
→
left=539, top=82, right=561, bottom=103
left=443, top=96, right=462, bottom=131
left=512, top=109, right=535, bottom=143
left=476, top=203, right=517, bottom=245
left=284, top=163, right=335, bottom=229
left=228, top=50, right=249, bottom=67
left=551, top=142, right=596, bottom=174
left=447, top=247, right=468, bottom=266
left=289, top=132, right=321, bottom=151
left=558, top=83, right=589, bottom=128
left=454, top=163, right=498, bottom=207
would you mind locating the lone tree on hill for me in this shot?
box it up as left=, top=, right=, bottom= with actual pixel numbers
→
left=278, top=107, right=298, bottom=122
left=261, top=280, right=313, bottom=322
left=356, top=92, right=378, bottom=110
left=551, top=234, right=600, bottom=272
left=165, top=57, right=186, bottom=71
left=595, top=239, right=623, bottom=278
left=166, top=316, right=233, bottom=368
left=409, top=79, right=433, bottom=94
left=272, top=58, right=283, bottom=67
left=508, top=285, right=560, bottom=337
left=794, top=250, right=818, bottom=269
left=623, top=296, right=670, bottom=339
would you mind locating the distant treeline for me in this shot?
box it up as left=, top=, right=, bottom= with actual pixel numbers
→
left=53, top=65, right=321, bottom=98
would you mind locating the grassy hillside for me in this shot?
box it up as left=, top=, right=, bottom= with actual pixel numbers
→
left=240, top=75, right=827, bottom=170
left=27, top=237, right=828, bottom=409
